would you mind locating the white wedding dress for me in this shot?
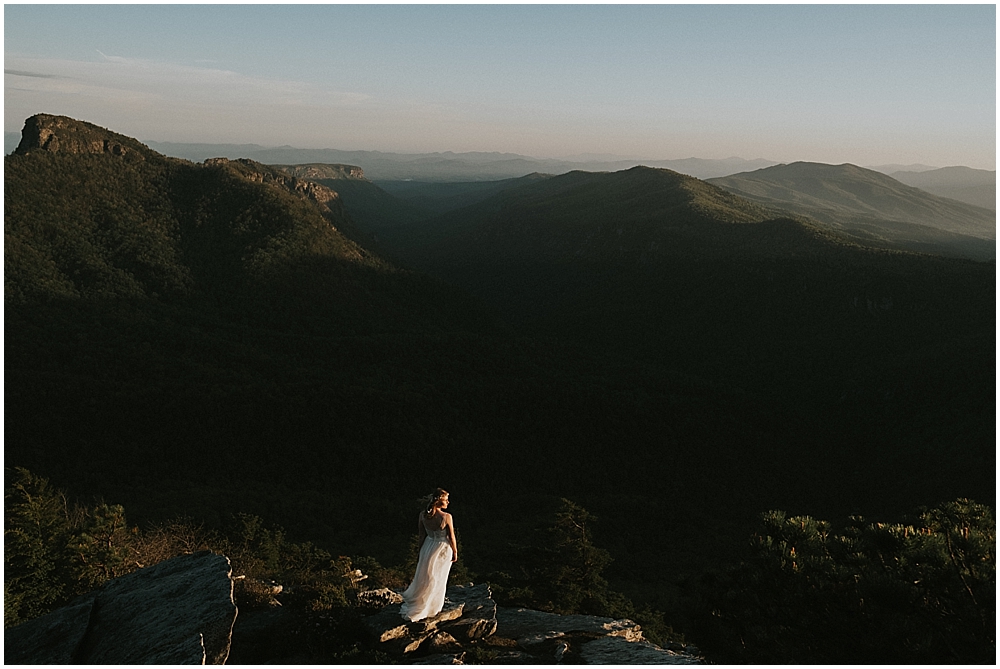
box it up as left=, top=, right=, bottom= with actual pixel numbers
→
left=399, top=524, right=453, bottom=621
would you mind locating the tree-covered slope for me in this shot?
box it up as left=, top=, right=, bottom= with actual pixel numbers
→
left=358, top=164, right=994, bottom=485
left=5, top=115, right=492, bottom=335
left=386, top=165, right=852, bottom=268
left=708, top=161, right=995, bottom=258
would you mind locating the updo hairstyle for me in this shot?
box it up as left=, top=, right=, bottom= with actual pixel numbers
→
left=422, top=488, right=449, bottom=515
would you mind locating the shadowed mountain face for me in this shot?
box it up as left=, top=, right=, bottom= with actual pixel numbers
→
left=390, top=166, right=833, bottom=265
left=370, top=164, right=993, bottom=409
left=708, top=162, right=995, bottom=259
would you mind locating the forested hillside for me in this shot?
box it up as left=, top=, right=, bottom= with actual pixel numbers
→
left=708, top=162, right=995, bottom=259
left=5, top=115, right=994, bottom=663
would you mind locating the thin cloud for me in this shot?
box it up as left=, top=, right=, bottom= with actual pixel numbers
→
left=5, top=69, right=61, bottom=79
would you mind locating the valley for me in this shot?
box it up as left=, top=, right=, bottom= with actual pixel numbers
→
left=4, top=114, right=994, bottom=663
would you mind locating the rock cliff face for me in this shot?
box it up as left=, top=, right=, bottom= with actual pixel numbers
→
left=4, top=551, right=237, bottom=665
left=14, top=114, right=150, bottom=161
left=277, top=163, right=368, bottom=182
left=204, top=157, right=347, bottom=219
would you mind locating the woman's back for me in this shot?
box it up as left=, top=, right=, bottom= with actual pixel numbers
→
left=422, top=511, right=450, bottom=535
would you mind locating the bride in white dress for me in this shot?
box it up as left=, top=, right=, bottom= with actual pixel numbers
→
left=400, top=488, right=458, bottom=621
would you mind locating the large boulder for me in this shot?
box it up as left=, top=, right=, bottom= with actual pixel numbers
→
left=4, top=551, right=237, bottom=665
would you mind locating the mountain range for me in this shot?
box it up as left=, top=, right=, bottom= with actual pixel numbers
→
left=5, top=115, right=994, bottom=660
left=891, top=165, right=995, bottom=211
left=139, top=141, right=781, bottom=181
left=707, top=162, right=995, bottom=259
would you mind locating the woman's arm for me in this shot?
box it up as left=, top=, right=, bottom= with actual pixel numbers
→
left=446, top=513, right=458, bottom=562
left=417, top=512, right=427, bottom=542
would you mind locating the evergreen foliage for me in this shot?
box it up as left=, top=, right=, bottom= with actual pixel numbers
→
left=3, top=469, right=403, bottom=638
left=486, top=498, right=682, bottom=646
left=4, top=468, right=136, bottom=625
left=693, top=500, right=995, bottom=663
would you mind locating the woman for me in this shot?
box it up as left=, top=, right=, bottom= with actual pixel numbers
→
left=399, top=488, right=458, bottom=621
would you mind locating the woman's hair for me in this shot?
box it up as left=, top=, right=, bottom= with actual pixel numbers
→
left=422, top=488, right=449, bottom=514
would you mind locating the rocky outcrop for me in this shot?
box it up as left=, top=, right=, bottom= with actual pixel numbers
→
left=4, top=551, right=237, bottom=665
left=203, top=157, right=346, bottom=217
left=579, top=635, right=701, bottom=664
left=494, top=607, right=700, bottom=664
left=362, top=583, right=702, bottom=664
left=276, top=163, right=368, bottom=182
left=6, top=561, right=701, bottom=665
left=14, top=113, right=149, bottom=161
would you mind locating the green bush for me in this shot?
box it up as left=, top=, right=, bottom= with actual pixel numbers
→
left=694, top=499, right=995, bottom=663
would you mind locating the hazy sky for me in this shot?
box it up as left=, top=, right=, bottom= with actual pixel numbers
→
left=5, top=4, right=996, bottom=168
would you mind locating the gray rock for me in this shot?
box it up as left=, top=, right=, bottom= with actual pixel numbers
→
left=495, top=607, right=644, bottom=644
left=357, top=586, right=404, bottom=610
left=438, top=583, right=498, bottom=641
left=364, top=582, right=503, bottom=659
left=579, top=635, right=702, bottom=664
left=424, top=630, right=462, bottom=653
left=364, top=599, right=466, bottom=655
left=5, top=551, right=236, bottom=665
left=365, top=600, right=465, bottom=641
left=83, top=551, right=237, bottom=664
left=4, top=593, right=98, bottom=664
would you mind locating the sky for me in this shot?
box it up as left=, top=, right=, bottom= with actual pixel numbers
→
left=4, top=4, right=996, bottom=169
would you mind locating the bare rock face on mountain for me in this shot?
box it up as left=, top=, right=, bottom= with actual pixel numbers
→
left=4, top=551, right=237, bottom=665
left=203, top=157, right=347, bottom=217
left=14, top=113, right=149, bottom=160
left=277, top=163, right=368, bottom=182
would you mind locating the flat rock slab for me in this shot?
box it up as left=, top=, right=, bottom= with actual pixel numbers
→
left=579, top=635, right=702, bottom=664
left=495, top=607, right=643, bottom=643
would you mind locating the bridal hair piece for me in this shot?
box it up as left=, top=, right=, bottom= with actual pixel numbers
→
left=422, top=488, right=449, bottom=515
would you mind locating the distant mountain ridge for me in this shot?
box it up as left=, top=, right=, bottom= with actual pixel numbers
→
left=135, top=139, right=779, bottom=181
left=708, top=162, right=995, bottom=259
left=395, top=166, right=842, bottom=268
left=891, top=166, right=995, bottom=211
